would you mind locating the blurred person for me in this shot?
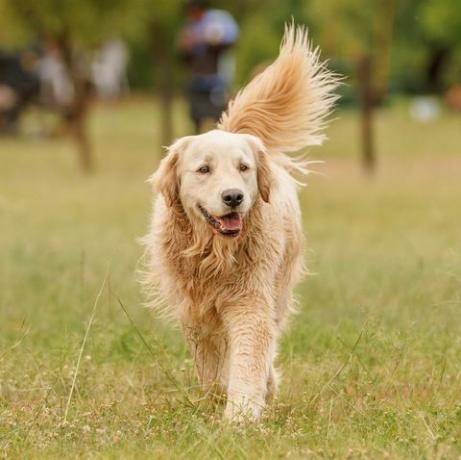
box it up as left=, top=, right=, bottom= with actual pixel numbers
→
left=36, top=38, right=74, bottom=109
left=92, top=38, right=129, bottom=99
left=0, top=50, right=40, bottom=134
left=178, top=0, right=239, bottom=133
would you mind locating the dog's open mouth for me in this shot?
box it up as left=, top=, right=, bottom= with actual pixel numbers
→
left=198, top=205, right=242, bottom=237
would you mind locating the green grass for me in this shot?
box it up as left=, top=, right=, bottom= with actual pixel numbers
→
left=1, top=99, right=460, bottom=459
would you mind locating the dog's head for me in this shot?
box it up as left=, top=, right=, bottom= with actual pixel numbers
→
left=152, top=130, right=272, bottom=238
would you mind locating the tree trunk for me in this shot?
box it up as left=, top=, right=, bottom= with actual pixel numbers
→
left=357, top=55, right=375, bottom=175
left=355, top=0, right=395, bottom=175
left=58, top=32, right=93, bottom=172
left=71, top=107, right=92, bottom=171
left=426, top=46, right=452, bottom=94
left=374, top=0, right=395, bottom=103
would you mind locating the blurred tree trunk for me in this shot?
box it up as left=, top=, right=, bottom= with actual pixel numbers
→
left=70, top=102, right=92, bottom=172
left=374, top=0, right=395, bottom=103
left=356, top=0, right=395, bottom=175
left=357, top=55, right=375, bottom=174
left=59, top=32, right=93, bottom=172
left=425, top=45, right=452, bottom=93
left=151, top=22, right=174, bottom=147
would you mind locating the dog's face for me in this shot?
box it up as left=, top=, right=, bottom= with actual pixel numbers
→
left=154, top=130, right=272, bottom=238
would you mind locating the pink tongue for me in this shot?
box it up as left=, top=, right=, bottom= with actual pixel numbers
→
left=218, top=213, right=242, bottom=230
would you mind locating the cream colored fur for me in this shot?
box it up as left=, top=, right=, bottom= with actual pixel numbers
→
left=143, top=24, right=337, bottom=422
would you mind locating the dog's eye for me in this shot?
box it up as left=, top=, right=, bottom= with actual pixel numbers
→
left=239, top=164, right=249, bottom=172
left=197, top=165, right=210, bottom=174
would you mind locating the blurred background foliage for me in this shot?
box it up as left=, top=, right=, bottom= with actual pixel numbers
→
left=0, top=0, right=460, bottom=172
left=2, top=0, right=460, bottom=94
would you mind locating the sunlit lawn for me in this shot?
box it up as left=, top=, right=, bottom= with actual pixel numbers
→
left=1, top=98, right=460, bottom=458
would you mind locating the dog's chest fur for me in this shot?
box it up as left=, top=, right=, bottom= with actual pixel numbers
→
left=158, top=199, right=284, bottom=319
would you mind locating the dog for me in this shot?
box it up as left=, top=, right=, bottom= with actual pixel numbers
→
left=143, top=24, right=337, bottom=422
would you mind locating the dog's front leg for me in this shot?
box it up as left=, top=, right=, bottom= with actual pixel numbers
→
left=182, top=323, right=223, bottom=392
left=222, top=302, right=275, bottom=422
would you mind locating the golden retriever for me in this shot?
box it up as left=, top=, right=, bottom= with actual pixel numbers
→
left=143, top=24, right=337, bottom=422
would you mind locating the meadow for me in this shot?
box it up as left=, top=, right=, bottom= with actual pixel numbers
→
left=1, top=99, right=460, bottom=459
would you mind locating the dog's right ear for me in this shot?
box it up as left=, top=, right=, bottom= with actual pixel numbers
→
left=151, top=137, right=191, bottom=207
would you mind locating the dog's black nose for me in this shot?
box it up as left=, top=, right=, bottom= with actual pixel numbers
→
left=222, top=189, right=244, bottom=208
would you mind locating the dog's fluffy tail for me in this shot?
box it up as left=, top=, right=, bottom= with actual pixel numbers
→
left=218, top=24, right=339, bottom=154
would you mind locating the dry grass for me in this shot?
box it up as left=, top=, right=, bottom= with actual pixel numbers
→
left=1, top=99, right=460, bottom=458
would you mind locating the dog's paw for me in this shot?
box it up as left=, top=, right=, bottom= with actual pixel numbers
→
left=223, top=395, right=264, bottom=423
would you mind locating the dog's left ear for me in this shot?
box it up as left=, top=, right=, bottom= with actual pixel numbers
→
left=151, top=137, right=191, bottom=207
left=257, top=149, right=272, bottom=203
left=244, top=135, right=272, bottom=203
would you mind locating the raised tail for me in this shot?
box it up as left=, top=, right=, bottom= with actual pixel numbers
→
left=218, top=24, right=339, bottom=154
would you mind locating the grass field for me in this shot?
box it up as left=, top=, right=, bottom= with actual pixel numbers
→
left=1, top=99, right=460, bottom=459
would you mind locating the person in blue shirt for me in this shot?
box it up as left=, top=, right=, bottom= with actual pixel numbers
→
left=179, top=0, right=239, bottom=133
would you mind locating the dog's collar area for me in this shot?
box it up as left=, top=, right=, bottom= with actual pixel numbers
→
left=198, top=205, right=242, bottom=237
